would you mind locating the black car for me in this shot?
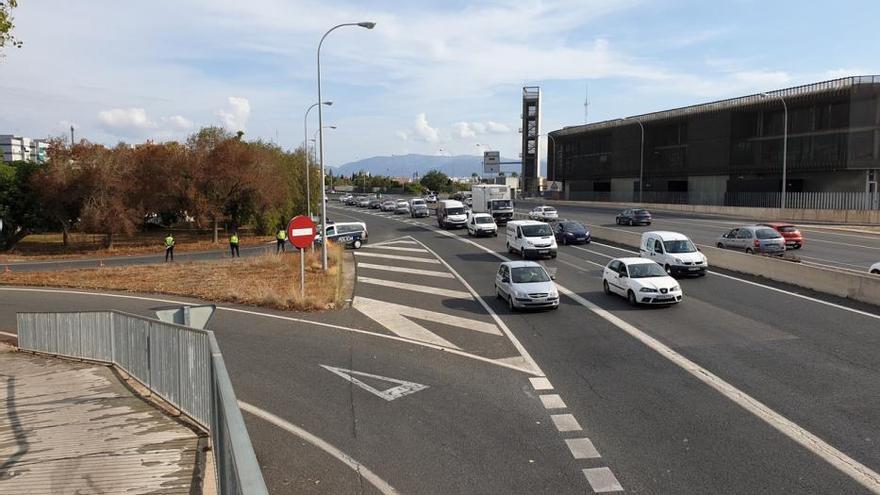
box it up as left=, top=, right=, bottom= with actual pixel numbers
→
left=616, top=208, right=652, bottom=226
left=554, top=221, right=591, bottom=245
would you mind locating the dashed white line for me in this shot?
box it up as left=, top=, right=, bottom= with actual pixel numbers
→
left=550, top=414, right=582, bottom=432
left=358, top=276, right=471, bottom=299
left=539, top=394, right=567, bottom=409
left=529, top=377, right=554, bottom=390
left=565, top=438, right=601, bottom=459
left=583, top=467, right=624, bottom=493
left=356, top=263, right=454, bottom=278
left=354, top=251, right=440, bottom=264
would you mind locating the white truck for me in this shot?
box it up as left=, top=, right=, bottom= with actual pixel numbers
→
left=471, top=184, right=514, bottom=225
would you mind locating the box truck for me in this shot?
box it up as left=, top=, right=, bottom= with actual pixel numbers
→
left=471, top=184, right=514, bottom=225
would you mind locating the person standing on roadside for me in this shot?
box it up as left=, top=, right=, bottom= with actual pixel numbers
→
left=229, top=231, right=240, bottom=258
left=164, top=233, right=175, bottom=262
left=276, top=228, right=288, bottom=253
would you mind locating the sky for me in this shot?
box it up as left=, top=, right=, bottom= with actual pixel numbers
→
left=0, top=0, right=878, bottom=167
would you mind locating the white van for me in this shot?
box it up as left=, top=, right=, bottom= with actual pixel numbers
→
left=506, top=220, right=557, bottom=259
left=639, top=231, right=707, bottom=276
left=437, top=199, right=468, bottom=229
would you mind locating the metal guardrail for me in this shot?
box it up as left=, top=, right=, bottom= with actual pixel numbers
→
left=16, top=311, right=269, bottom=495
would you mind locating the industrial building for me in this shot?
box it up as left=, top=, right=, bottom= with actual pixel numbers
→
left=547, top=76, right=880, bottom=209
left=1, top=135, right=50, bottom=163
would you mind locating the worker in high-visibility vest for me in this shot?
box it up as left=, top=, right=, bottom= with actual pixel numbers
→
left=229, top=232, right=240, bottom=258
left=276, top=228, right=288, bottom=253
left=164, top=233, right=175, bottom=262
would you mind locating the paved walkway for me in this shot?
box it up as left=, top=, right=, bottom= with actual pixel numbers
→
left=0, top=346, right=201, bottom=494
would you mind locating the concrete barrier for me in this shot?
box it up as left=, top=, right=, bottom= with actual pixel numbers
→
left=582, top=224, right=880, bottom=307
left=533, top=199, right=880, bottom=225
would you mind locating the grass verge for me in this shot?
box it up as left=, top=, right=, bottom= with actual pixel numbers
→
left=0, top=244, right=346, bottom=312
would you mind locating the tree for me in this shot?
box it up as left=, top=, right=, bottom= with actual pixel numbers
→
left=420, top=169, right=451, bottom=193
left=0, top=161, right=47, bottom=251
left=77, top=144, right=142, bottom=248
left=0, top=1, right=22, bottom=53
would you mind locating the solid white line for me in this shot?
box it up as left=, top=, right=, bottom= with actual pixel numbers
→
left=0, top=331, right=17, bottom=338
left=354, top=252, right=440, bottom=264
left=356, top=263, right=454, bottom=278
left=388, top=220, right=880, bottom=490
left=0, top=287, right=539, bottom=375
left=358, top=277, right=471, bottom=299
left=529, top=377, right=553, bottom=391
left=539, top=394, right=567, bottom=409
left=362, top=245, right=428, bottom=253
left=565, top=438, right=601, bottom=459
left=550, top=414, right=582, bottom=432
left=583, top=467, right=624, bottom=493
left=238, top=401, right=399, bottom=495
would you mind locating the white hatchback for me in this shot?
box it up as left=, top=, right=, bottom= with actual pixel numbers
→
left=871, top=261, right=880, bottom=275
left=528, top=206, right=559, bottom=221
left=602, top=257, right=682, bottom=305
left=495, top=261, right=559, bottom=311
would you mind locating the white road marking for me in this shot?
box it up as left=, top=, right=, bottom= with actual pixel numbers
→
left=356, top=263, right=454, bottom=278
left=320, top=365, right=428, bottom=401
left=529, top=377, right=553, bottom=390
left=539, top=394, right=566, bottom=409
left=355, top=252, right=440, bottom=264
left=368, top=239, right=419, bottom=246
left=583, top=467, right=624, bottom=493
left=550, top=414, right=582, bottom=432
left=0, top=287, right=539, bottom=375
left=565, top=438, right=601, bottom=459
left=353, top=297, right=461, bottom=348
left=0, top=331, right=17, bottom=338
left=387, top=219, right=880, bottom=490
left=363, top=245, right=429, bottom=253
left=238, top=401, right=399, bottom=495
left=358, top=277, right=471, bottom=299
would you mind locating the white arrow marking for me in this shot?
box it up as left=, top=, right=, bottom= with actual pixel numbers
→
left=320, top=365, right=429, bottom=401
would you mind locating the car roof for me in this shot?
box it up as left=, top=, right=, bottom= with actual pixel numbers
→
left=471, top=212, right=493, bottom=217
left=439, top=199, right=464, bottom=206
left=508, top=219, right=546, bottom=226
left=642, top=230, right=688, bottom=240
left=614, top=257, right=656, bottom=265
left=501, top=260, right=543, bottom=269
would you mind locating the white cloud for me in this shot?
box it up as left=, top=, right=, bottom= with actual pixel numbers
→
left=395, top=130, right=409, bottom=141
left=97, top=108, right=156, bottom=133
left=413, top=113, right=439, bottom=143
left=486, top=121, right=510, bottom=133
left=216, top=97, right=251, bottom=131
left=452, top=122, right=477, bottom=139
left=164, top=115, right=194, bottom=131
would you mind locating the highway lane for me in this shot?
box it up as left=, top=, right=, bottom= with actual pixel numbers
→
left=516, top=199, right=880, bottom=273
left=333, top=202, right=880, bottom=493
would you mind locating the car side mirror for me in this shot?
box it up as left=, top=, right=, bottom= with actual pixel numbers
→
left=697, top=247, right=702, bottom=252
left=550, top=274, right=556, bottom=280
left=501, top=276, right=510, bottom=283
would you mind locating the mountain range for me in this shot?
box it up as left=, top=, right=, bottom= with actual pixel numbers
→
left=330, top=154, right=546, bottom=178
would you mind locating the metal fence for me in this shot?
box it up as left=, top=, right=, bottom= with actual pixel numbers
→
left=564, top=190, right=880, bottom=210
left=16, top=311, right=269, bottom=495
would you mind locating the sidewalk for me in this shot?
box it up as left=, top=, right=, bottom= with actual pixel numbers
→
left=0, top=345, right=202, bottom=494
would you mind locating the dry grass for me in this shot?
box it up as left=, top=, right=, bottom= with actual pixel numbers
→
left=0, top=231, right=274, bottom=263
left=0, top=244, right=346, bottom=312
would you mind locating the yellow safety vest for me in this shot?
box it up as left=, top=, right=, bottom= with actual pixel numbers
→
left=230, top=235, right=239, bottom=245
left=277, top=230, right=287, bottom=240
left=165, top=236, right=174, bottom=247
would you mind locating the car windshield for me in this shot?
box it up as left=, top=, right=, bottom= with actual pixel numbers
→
left=475, top=217, right=494, bottom=224
left=628, top=263, right=666, bottom=278
left=663, top=239, right=696, bottom=253
left=412, top=200, right=425, bottom=206
left=511, top=266, right=550, bottom=283
left=490, top=200, right=512, bottom=208
left=756, top=228, right=782, bottom=239
left=521, top=224, right=552, bottom=237
left=446, top=207, right=465, bottom=215
left=561, top=222, right=585, bottom=232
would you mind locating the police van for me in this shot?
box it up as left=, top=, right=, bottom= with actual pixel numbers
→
left=316, top=221, right=368, bottom=249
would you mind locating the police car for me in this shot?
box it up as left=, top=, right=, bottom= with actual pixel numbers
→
left=316, top=221, right=368, bottom=249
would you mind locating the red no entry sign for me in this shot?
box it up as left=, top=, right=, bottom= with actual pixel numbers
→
left=287, top=215, right=317, bottom=249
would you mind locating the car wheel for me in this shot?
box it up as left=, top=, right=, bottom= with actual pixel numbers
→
left=745, top=248, right=754, bottom=254
left=353, top=239, right=362, bottom=249
left=508, top=293, right=517, bottom=312
left=561, top=237, right=567, bottom=245
left=495, top=286, right=503, bottom=299
left=716, top=242, right=724, bottom=248
left=646, top=222, right=651, bottom=226
left=872, top=269, right=880, bottom=274
left=493, top=232, right=498, bottom=237
left=603, top=280, right=611, bottom=295
left=627, top=290, right=637, bottom=306
left=506, top=242, right=512, bottom=253
left=520, top=248, right=526, bottom=259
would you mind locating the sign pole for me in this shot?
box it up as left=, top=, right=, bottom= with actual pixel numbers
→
left=287, top=215, right=318, bottom=301
left=300, top=248, right=305, bottom=297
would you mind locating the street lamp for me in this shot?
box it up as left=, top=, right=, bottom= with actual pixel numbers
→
left=623, top=117, right=645, bottom=203
left=312, top=126, right=337, bottom=166
left=318, top=21, right=376, bottom=270
left=760, top=92, right=788, bottom=209
left=304, top=101, right=332, bottom=218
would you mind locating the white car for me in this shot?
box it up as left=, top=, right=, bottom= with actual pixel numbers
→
left=528, top=206, right=558, bottom=222
left=467, top=213, right=497, bottom=237
left=495, top=261, right=559, bottom=311
left=871, top=261, right=880, bottom=275
left=425, top=195, right=438, bottom=204
left=602, top=257, right=682, bottom=306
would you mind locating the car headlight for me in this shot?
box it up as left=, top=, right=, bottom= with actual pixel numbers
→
left=674, top=258, right=683, bottom=264
left=672, top=286, right=680, bottom=291
left=639, top=287, right=658, bottom=293
left=525, top=240, right=534, bottom=246
left=514, top=290, right=527, bottom=298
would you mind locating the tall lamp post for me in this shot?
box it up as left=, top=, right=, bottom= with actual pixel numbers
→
left=318, top=21, right=376, bottom=270
left=760, top=92, right=788, bottom=209
left=623, top=117, right=645, bottom=203
left=304, top=101, right=332, bottom=218
left=312, top=126, right=336, bottom=165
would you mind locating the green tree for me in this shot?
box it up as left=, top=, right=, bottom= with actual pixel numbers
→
left=0, top=1, right=22, bottom=53
left=419, top=169, right=451, bottom=193
left=0, top=161, right=47, bottom=251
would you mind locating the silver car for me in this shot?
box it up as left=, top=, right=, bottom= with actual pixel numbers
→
left=495, top=261, right=559, bottom=311
left=716, top=225, right=786, bottom=255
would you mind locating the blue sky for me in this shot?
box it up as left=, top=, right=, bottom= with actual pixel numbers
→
left=0, top=0, right=878, bottom=167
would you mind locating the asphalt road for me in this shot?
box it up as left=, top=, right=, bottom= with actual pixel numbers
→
left=515, top=199, right=880, bottom=273
left=3, top=200, right=880, bottom=493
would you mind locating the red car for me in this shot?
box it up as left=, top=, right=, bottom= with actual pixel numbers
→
left=759, top=222, right=804, bottom=249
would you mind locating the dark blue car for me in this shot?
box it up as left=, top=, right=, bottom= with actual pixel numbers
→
left=554, top=221, right=591, bottom=245
left=615, top=208, right=652, bottom=226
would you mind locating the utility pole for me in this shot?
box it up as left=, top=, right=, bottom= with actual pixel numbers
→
left=70, top=125, right=75, bottom=146
left=584, top=84, right=590, bottom=124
